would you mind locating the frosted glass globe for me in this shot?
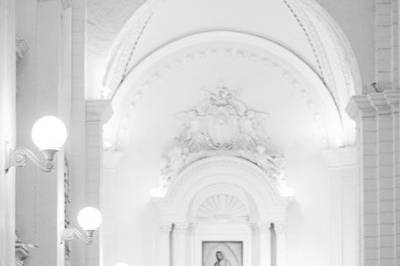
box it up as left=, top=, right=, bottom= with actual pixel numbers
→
left=31, top=116, right=67, bottom=150
left=77, top=207, right=102, bottom=231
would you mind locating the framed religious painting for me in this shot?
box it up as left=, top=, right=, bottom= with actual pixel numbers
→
left=202, top=241, right=243, bottom=266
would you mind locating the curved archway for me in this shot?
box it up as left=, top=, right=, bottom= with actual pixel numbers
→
left=152, top=156, right=291, bottom=266
left=105, top=30, right=349, bottom=149
left=102, top=0, right=361, bottom=99
left=98, top=2, right=362, bottom=266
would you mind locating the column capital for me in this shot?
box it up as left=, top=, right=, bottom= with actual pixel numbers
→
left=369, top=93, right=391, bottom=114
left=384, top=89, right=400, bottom=111
left=346, top=95, right=376, bottom=120
left=86, top=99, right=112, bottom=123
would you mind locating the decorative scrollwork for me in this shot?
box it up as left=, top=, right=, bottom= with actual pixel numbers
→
left=6, top=147, right=55, bottom=173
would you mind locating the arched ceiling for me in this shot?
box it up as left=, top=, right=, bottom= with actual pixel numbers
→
left=93, top=0, right=360, bottom=173
left=87, top=0, right=361, bottom=100
left=104, top=31, right=346, bottom=153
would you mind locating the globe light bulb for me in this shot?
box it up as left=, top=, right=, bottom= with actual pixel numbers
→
left=31, top=116, right=67, bottom=151
left=77, top=207, right=102, bottom=231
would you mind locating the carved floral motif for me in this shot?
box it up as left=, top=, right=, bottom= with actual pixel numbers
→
left=156, top=85, right=288, bottom=194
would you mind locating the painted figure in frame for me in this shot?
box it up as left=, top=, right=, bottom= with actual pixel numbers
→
left=214, top=251, right=232, bottom=266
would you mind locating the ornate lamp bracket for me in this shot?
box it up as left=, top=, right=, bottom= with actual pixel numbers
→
left=5, top=146, right=56, bottom=173
left=61, top=227, right=96, bottom=245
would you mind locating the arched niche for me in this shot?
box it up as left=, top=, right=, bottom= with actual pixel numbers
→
left=152, top=156, right=292, bottom=266
left=105, top=31, right=351, bottom=150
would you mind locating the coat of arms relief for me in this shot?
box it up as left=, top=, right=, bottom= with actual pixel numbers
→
left=153, top=85, right=292, bottom=197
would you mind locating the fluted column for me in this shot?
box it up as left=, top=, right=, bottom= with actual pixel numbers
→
left=173, top=223, right=189, bottom=266
left=259, top=223, right=272, bottom=266
left=274, top=223, right=287, bottom=266
left=159, top=224, right=172, bottom=266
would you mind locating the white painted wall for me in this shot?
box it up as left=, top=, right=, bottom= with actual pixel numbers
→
left=15, top=1, right=73, bottom=266
left=102, top=145, right=359, bottom=266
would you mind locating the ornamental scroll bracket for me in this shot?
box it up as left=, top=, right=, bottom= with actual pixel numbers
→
left=151, top=85, right=294, bottom=198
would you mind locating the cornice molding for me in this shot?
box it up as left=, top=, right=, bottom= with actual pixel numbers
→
left=346, top=91, right=399, bottom=119
left=369, top=93, right=392, bottom=115
left=346, top=95, right=376, bottom=119
left=384, top=89, right=400, bottom=111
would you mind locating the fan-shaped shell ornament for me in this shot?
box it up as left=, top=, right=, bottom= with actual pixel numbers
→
left=197, top=194, right=248, bottom=218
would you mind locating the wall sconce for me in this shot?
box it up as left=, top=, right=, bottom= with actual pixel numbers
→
left=62, top=207, right=102, bottom=245
left=5, top=116, right=67, bottom=173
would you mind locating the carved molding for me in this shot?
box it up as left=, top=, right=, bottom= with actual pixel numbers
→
left=104, top=0, right=359, bottom=101
left=152, top=156, right=293, bottom=224
left=111, top=32, right=342, bottom=148
left=103, top=0, right=161, bottom=97
left=346, top=90, right=400, bottom=119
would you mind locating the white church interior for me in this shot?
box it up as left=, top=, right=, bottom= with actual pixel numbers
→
left=0, top=0, right=399, bottom=266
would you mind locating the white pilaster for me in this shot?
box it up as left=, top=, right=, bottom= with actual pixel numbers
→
left=274, top=223, right=287, bottom=266
left=370, top=93, right=396, bottom=265
left=384, top=90, right=400, bottom=264
left=173, top=223, right=189, bottom=266
left=347, top=91, right=400, bottom=266
left=85, top=100, right=112, bottom=266
left=259, top=223, right=272, bottom=266
left=102, top=151, right=123, bottom=266
left=323, top=147, right=358, bottom=266
left=347, top=95, right=379, bottom=266
left=159, top=224, right=172, bottom=266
